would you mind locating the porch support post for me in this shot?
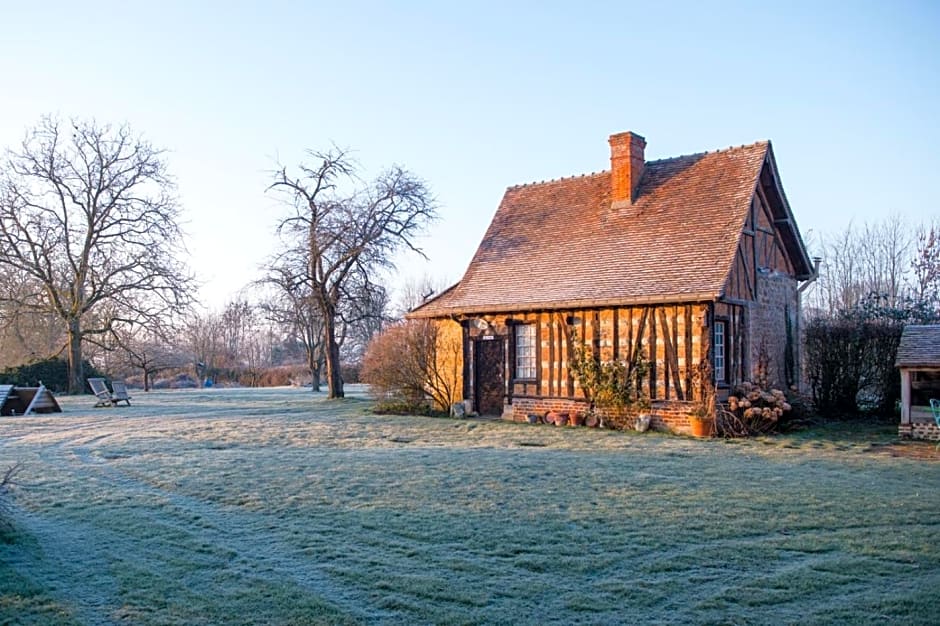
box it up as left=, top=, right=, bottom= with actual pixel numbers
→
left=900, top=368, right=911, bottom=425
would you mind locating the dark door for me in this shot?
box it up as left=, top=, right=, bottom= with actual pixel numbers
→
left=474, top=339, right=505, bottom=416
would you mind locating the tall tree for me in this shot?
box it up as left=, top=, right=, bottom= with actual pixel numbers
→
left=257, top=245, right=326, bottom=391
left=269, top=148, right=436, bottom=398
left=0, top=116, right=193, bottom=392
left=910, top=220, right=940, bottom=314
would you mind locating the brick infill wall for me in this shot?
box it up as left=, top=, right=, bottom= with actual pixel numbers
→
left=508, top=398, right=701, bottom=435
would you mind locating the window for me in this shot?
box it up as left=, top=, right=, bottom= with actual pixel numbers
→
left=714, top=320, right=726, bottom=383
left=515, top=324, right=537, bottom=380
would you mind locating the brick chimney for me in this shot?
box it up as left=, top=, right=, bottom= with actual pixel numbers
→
left=609, top=131, right=646, bottom=207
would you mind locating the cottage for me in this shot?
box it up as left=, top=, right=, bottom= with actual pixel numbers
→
left=896, top=324, right=940, bottom=440
left=409, top=131, right=814, bottom=433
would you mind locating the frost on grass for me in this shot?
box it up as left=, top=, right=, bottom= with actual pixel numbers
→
left=1, top=387, right=939, bottom=625
left=0, top=463, right=20, bottom=530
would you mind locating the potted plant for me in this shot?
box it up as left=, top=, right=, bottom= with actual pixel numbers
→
left=688, top=410, right=715, bottom=438
left=689, top=363, right=716, bottom=437
left=634, top=396, right=653, bottom=432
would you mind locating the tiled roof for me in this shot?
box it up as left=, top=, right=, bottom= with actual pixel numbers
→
left=411, top=141, right=774, bottom=317
left=896, top=325, right=940, bottom=367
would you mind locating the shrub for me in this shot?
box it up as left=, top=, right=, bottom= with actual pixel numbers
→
left=341, top=363, right=361, bottom=384
left=803, top=296, right=931, bottom=416
left=372, top=399, right=447, bottom=417
left=568, top=338, right=649, bottom=428
left=255, top=365, right=312, bottom=387
left=361, top=320, right=461, bottom=411
left=0, top=358, right=105, bottom=393
left=719, top=381, right=792, bottom=436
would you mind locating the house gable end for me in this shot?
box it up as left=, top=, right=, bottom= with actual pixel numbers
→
left=756, top=146, right=814, bottom=279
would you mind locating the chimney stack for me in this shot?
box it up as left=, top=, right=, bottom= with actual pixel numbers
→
left=609, top=131, right=646, bottom=207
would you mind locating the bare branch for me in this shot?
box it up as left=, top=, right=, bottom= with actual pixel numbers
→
left=0, top=115, right=195, bottom=392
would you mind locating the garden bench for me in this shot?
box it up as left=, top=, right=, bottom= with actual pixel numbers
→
left=88, top=378, right=131, bottom=407
left=110, top=380, right=132, bottom=406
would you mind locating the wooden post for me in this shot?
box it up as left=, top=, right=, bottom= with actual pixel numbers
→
left=900, top=369, right=911, bottom=425
left=23, top=384, right=46, bottom=416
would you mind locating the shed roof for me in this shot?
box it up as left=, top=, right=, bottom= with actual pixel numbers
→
left=411, top=139, right=810, bottom=318
left=895, top=325, right=940, bottom=368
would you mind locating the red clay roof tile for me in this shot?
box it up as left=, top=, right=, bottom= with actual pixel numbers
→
left=412, top=141, right=772, bottom=317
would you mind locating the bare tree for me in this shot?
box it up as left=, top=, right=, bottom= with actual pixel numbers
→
left=268, top=148, right=436, bottom=398
left=858, top=215, right=910, bottom=307
left=186, top=310, right=224, bottom=386
left=394, top=274, right=450, bottom=318
left=220, top=299, right=255, bottom=367
left=111, top=324, right=187, bottom=391
left=337, top=273, right=390, bottom=372
left=0, top=271, right=63, bottom=368
left=911, top=220, right=940, bottom=312
left=0, top=116, right=194, bottom=393
left=803, top=216, right=918, bottom=318
left=257, top=245, right=326, bottom=390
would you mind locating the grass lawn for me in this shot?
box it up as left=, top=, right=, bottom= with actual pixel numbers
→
left=1, top=386, right=938, bottom=625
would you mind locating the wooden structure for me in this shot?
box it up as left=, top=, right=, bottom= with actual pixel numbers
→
left=0, top=384, right=62, bottom=416
left=88, top=378, right=132, bottom=407
left=896, top=325, right=940, bottom=440
left=110, top=380, right=132, bottom=406
left=409, top=131, right=814, bottom=433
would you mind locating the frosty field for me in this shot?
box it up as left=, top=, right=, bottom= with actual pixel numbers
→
left=1, top=387, right=938, bottom=625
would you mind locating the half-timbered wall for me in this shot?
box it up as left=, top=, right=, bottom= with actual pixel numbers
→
left=720, top=188, right=801, bottom=391
left=461, top=303, right=710, bottom=420
left=726, top=194, right=794, bottom=302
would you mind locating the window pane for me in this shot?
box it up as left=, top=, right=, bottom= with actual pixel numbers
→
left=515, top=324, right=536, bottom=380
left=714, top=321, right=726, bottom=382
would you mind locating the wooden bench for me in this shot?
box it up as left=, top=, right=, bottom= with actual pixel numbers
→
left=88, top=378, right=131, bottom=407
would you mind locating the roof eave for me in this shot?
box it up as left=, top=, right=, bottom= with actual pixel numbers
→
left=761, top=144, right=815, bottom=279
left=408, top=291, right=720, bottom=319
left=405, top=282, right=461, bottom=319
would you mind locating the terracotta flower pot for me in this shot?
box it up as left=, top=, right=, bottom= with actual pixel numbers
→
left=689, top=416, right=715, bottom=438
left=568, top=410, right=583, bottom=427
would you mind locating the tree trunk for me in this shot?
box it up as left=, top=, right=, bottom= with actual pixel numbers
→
left=144, top=369, right=151, bottom=392
left=308, top=353, right=321, bottom=392
left=67, top=317, right=84, bottom=395
left=323, top=310, right=344, bottom=398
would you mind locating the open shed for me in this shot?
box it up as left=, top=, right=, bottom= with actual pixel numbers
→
left=896, top=325, right=940, bottom=440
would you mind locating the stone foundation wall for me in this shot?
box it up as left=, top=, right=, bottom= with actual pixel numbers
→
left=899, top=422, right=940, bottom=441
left=509, top=398, right=590, bottom=422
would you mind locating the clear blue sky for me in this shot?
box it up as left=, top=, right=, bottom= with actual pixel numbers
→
left=1, top=1, right=938, bottom=307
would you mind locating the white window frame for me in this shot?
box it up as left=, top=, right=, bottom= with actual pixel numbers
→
left=514, top=324, right=537, bottom=380
left=714, top=320, right=726, bottom=383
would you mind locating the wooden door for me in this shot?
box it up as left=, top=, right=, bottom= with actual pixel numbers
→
left=474, top=339, right=505, bottom=416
